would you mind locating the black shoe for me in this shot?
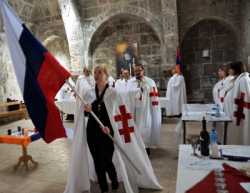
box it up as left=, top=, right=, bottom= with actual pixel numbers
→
left=112, top=181, right=119, bottom=190
left=146, top=148, right=151, bottom=155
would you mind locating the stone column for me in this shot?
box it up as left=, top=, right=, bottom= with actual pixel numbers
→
left=58, top=0, right=85, bottom=72
left=161, top=0, right=179, bottom=69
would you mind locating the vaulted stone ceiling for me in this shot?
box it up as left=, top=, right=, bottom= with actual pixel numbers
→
left=31, top=0, right=61, bottom=22
left=7, top=0, right=61, bottom=24
left=8, top=0, right=36, bottom=22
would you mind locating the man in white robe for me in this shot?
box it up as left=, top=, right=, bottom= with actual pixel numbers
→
left=75, top=67, right=95, bottom=93
left=166, top=67, right=187, bottom=116
left=125, top=63, right=162, bottom=150
left=223, top=61, right=250, bottom=145
left=115, top=69, right=130, bottom=93
left=232, top=71, right=250, bottom=145
left=213, top=67, right=227, bottom=107
left=219, top=75, right=235, bottom=109
left=64, top=84, right=162, bottom=193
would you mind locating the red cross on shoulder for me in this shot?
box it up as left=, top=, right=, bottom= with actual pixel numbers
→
left=234, top=92, right=250, bottom=125
left=149, top=87, right=159, bottom=106
left=114, top=105, right=134, bottom=143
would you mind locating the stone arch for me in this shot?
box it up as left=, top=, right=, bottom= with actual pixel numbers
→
left=83, top=5, right=164, bottom=65
left=86, top=13, right=162, bottom=78
left=43, top=34, right=71, bottom=70
left=86, top=5, right=163, bottom=46
left=180, top=18, right=238, bottom=102
left=180, top=16, right=239, bottom=44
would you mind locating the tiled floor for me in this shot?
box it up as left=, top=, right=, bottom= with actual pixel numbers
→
left=0, top=119, right=203, bottom=193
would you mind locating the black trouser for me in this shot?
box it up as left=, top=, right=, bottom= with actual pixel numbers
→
left=88, top=135, right=117, bottom=192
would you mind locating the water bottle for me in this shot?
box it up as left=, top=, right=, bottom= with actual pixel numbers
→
left=215, top=104, right=220, bottom=117
left=16, top=126, right=22, bottom=136
left=210, top=128, right=219, bottom=158
left=210, top=128, right=217, bottom=144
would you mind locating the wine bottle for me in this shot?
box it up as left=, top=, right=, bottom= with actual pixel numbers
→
left=200, top=117, right=210, bottom=156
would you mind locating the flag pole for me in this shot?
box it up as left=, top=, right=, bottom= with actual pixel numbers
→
left=65, top=79, right=141, bottom=175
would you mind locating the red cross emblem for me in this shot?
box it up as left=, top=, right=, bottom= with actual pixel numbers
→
left=149, top=87, right=159, bottom=106
left=234, top=92, right=250, bottom=125
left=114, top=105, right=134, bottom=143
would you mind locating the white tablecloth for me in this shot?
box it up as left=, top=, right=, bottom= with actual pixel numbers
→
left=176, top=145, right=250, bottom=193
left=182, top=104, right=231, bottom=122
left=56, top=97, right=168, bottom=114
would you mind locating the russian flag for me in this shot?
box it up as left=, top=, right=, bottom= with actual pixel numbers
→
left=176, top=47, right=183, bottom=74
left=0, top=0, right=71, bottom=143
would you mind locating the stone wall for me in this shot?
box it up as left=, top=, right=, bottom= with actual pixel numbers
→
left=90, top=16, right=161, bottom=81
left=0, top=0, right=36, bottom=101
left=0, top=34, right=22, bottom=101
left=76, top=0, right=178, bottom=90
left=0, top=0, right=70, bottom=101
left=241, top=0, right=250, bottom=69
left=178, top=0, right=241, bottom=102
left=2, top=0, right=249, bottom=102
left=182, top=19, right=237, bottom=102
left=177, top=0, right=241, bottom=43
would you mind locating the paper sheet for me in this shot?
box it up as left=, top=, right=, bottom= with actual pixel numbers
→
left=222, top=147, right=250, bottom=158
left=240, top=183, right=250, bottom=193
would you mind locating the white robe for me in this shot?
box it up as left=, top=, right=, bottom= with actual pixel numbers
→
left=212, top=76, right=234, bottom=143
left=214, top=76, right=235, bottom=109
left=231, top=72, right=250, bottom=145
left=63, top=86, right=162, bottom=193
left=213, top=79, right=224, bottom=107
left=222, top=76, right=236, bottom=118
left=166, top=73, right=187, bottom=116
left=75, top=75, right=95, bottom=92
left=223, top=73, right=250, bottom=145
left=115, top=78, right=130, bottom=93
left=125, top=77, right=162, bottom=147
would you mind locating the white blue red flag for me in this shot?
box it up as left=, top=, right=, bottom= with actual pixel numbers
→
left=0, top=0, right=71, bottom=143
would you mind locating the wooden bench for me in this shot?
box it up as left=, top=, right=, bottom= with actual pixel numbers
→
left=0, top=102, right=28, bottom=120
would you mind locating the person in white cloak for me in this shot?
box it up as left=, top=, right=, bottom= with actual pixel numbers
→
left=125, top=63, right=162, bottom=154
left=213, top=65, right=228, bottom=108
left=75, top=66, right=95, bottom=93
left=166, top=66, right=187, bottom=116
left=115, top=68, right=130, bottom=93
left=223, top=61, right=250, bottom=145
left=211, top=65, right=230, bottom=143
left=64, top=65, right=162, bottom=193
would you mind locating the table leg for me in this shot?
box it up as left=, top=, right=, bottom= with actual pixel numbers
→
left=14, top=145, right=38, bottom=171
left=224, top=122, right=228, bottom=145
left=183, top=121, right=186, bottom=144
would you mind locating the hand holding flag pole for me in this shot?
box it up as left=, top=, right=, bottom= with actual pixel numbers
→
left=65, top=79, right=141, bottom=175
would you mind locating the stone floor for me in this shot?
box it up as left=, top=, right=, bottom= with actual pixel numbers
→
left=0, top=118, right=203, bottom=193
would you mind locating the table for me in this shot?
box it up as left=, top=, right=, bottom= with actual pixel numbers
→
left=0, top=101, right=28, bottom=120
left=56, top=97, right=168, bottom=115
left=176, top=145, right=250, bottom=193
left=0, top=128, right=40, bottom=170
left=182, top=104, right=232, bottom=144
